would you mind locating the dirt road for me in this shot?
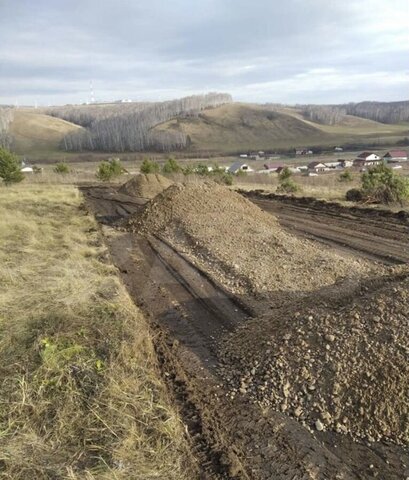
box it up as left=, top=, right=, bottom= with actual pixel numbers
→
left=243, top=191, right=409, bottom=265
left=81, top=185, right=409, bottom=480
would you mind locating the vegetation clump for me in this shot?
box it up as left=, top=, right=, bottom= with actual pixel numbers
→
left=96, top=158, right=124, bottom=182
left=53, top=161, right=70, bottom=174
left=346, top=164, right=409, bottom=205
left=140, top=158, right=160, bottom=174
left=0, top=148, right=24, bottom=185
left=162, top=157, right=182, bottom=174
left=346, top=188, right=363, bottom=202
left=277, top=167, right=299, bottom=194
left=361, top=163, right=409, bottom=204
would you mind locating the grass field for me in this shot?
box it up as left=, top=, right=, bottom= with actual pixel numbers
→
left=0, top=184, right=196, bottom=479
left=10, top=110, right=83, bottom=155
left=8, top=103, right=409, bottom=158
left=155, top=103, right=409, bottom=153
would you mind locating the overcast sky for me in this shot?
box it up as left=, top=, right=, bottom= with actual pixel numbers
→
left=0, top=0, right=408, bottom=106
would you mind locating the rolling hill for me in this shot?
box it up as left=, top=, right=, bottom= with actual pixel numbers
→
left=10, top=109, right=84, bottom=154
left=7, top=101, right=409, bottom=156
left=154, top=103, right=409, bottom=153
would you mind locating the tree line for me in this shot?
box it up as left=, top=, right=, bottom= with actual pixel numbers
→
left=49, top=93, right=232, bottom=152
left=299, top=101, right=409, bottom=125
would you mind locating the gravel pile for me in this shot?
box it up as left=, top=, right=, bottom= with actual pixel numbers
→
left=128, top=181, right=378, bottom=304
left=218, top=267, right=409, bottom=445
left=119, top=173, right=173, bottom=199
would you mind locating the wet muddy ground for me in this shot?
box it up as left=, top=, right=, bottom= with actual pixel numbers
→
left=81, top=185, right=409, bottom=479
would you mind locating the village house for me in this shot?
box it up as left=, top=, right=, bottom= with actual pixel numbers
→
left=307, top=161, right=327, bottom=172
left=263, top=163, right=284, bottom=172
left=353, top=152, right=382, bottom=168
left=340, top=159, right=354, bottom=168
left=276, top=166, right=301, bottom=174
left=383, top=150, right=408, bottom=162
left=323, top=161, right=343, bottom=169
left=228, top=161, right=254, bottom=174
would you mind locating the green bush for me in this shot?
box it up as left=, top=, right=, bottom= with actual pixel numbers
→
left=182, top=164, right=194, bottom=175
left=361, top=163, right=409, bottom=204
left=0, top=148, right=24, bottom=185
left=96, top=158, right=124, bottom=182
left=339, top=169, right=353, bottom=182
left=54, top=162, right=70, bottom=174
left=278, top=167, right=292, bottom=182
left=195, top=163, right=210, bottom=176
left=140, top=158, right=160, bottom=174
left=277, top=179, right=299, bottom=194
left=162, top=158, right=182, bottom=174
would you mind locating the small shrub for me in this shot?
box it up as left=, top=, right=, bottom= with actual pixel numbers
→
left=339, top=169, right=353, bottom=182
left=54, top=162, right=70, bottom=174
left=277, top=179, right=299, bottom=194
left=346, top=188, right=363, bottom=202
left=96, top=158, right=124, bottom=182
left=195, top=163, right=210, bottom=176
left=182, top=164, right=194, bottom=175
left=140, top=158, right=160, bottom=174
left=162, top=158, right=182, bottom=174
left=0, top=148, right=24, bottom=185
left=278, top=167, right=292, bottom=182
left=361, top=163, right=409, bottom=204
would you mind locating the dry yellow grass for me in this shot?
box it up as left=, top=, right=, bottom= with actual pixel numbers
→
left=10, top=110, right=83, bottom=154
left=0, top=185, right=197, bottom=479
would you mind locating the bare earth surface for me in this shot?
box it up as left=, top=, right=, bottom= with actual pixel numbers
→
left=81, top=182, right=409, bottom=480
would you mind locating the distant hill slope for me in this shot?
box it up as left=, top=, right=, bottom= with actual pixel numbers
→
left=154, top=103, right=409, bottom=153
left=10, top=110, right=84, bottom=154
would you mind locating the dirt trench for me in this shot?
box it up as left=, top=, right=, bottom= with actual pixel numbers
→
left=81, top=185, right=409, bottom=480
left=241, top=191, right=409, bottom=265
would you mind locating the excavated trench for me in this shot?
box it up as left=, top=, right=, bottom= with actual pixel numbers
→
left=81, top=185, right=409, bottom=480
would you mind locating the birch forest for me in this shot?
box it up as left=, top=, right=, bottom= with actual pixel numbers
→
left=49, top=93, right=232, bottom=152
left=298, top=101, right=409, bottom=125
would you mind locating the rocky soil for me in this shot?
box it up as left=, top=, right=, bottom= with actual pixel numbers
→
left=218, top=267, right=409, bottom=445
left=128, top=181, right=380, bottom=307
left=119, top=173, right=173, bottom=199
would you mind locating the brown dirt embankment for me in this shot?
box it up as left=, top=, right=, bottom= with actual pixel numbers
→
left=119, top=173, right=173, bottom=199
left=127, top=181, right=380, bottom=308
left=219, top=267, right=409, bottom=445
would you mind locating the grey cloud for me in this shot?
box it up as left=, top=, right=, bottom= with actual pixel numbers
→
left=0, top=0, right=407, bottom=105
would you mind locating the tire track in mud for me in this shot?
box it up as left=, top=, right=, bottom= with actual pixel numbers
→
left=82, top=186, right=409, bottom=480
left=246, top=194, right=409, bottom=265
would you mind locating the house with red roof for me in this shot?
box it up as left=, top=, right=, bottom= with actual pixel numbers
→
left=383, top=150, right=408, bottom=162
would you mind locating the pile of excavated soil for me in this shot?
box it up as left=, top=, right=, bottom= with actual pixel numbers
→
left=218, top=267, right=409, bottom=445
left=128, top=181, right=379, bottom=304
left=119, top=173, right=173, bottom=199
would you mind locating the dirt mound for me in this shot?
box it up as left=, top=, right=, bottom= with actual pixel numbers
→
left=119, top=173, right=173, bottom=199
left=219, top=267, right=409, bottom=445
left=128, top=181, right=378, bottom=304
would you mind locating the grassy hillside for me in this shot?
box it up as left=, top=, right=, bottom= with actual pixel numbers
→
left=155, top=103, right=409, bottom=153
left=0, top=184, right=196, bottom=479
left=10, top=109, right=84, bottom=154
left=8, top=102, right=409, bottom=157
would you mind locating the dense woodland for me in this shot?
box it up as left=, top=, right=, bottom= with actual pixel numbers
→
left=50, top=93, right=232, bottom=152
left=0, top=108, right=13, bottom=149
left=298, top=101, right=409, bottom=125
